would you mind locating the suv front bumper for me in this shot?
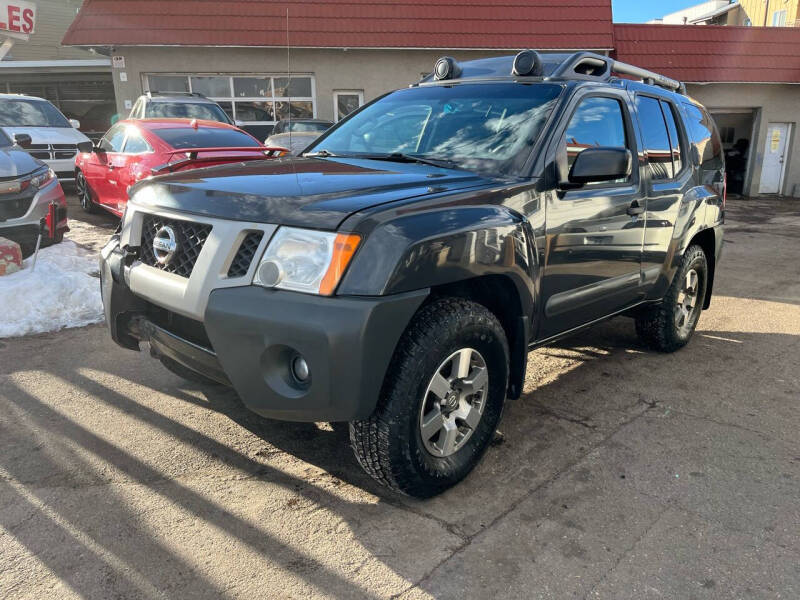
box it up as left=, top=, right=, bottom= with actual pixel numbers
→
left=100, top=237, right=427, bottom=422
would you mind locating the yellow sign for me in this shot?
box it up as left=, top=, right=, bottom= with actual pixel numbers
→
left=771, top=128, right=781, bottom=152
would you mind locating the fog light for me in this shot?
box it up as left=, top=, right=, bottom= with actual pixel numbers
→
left=257, top=259, right=284, bottom=287
left=291, top=355, right=310, bottom=382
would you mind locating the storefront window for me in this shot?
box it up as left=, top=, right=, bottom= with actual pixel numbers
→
left=273, top=77, right=312, bottom=97
left=190, top=76, right=231, bottom=97
left=233, top=77, right=271, bottom=98
left=234, top=101, right=275, bottom=122
left=145, top=74, right=315, bottom=128
left=275, top=100, right=314, bottom=120
left=148, top=75, right=190, bottom=93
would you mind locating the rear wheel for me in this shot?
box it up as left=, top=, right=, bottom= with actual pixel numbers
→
left=349, top=297, right=509, bottom=497
left=635, top=244, right=708, bottom=352
left=76, top=170, right=98, bottom=214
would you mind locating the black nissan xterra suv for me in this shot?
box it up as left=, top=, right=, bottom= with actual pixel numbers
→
left=100, top=51, right=724, bottom=497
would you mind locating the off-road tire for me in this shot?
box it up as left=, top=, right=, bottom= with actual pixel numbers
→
left=349, top=297, right=509, bottom=498
left=160, top=355, right=222, bottom=386
left=76, top=170, right=98, bottom=214
left=635, top=244, right=708, bottom=352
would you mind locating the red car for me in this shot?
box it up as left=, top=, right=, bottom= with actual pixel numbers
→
left=74, top=119, right=286, bottom=216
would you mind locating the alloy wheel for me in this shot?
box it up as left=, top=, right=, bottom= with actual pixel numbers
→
left=419, top=347, right=489, bottom=457
left=675, top=268, right=700, bottom=334
left=77, top=172, right=90, bottom=210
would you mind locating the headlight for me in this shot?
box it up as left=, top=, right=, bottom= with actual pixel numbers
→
left=254, top=227, right=361, bottom=296
left=30, top=168, right=55, bottom=189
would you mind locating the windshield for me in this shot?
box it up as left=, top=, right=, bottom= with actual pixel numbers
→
left=289, top=121, right=331, bottom=133
left=308, top=83, right=562, bottom=174
left=0, top=99, right=71, bottom=128
left=154, top=127, right=261, bottom=149
left=0, top=129, right=10, bottom=147
left=145, top=102, right=230, bottom=123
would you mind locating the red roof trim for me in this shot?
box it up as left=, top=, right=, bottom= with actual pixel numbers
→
left=63, top=0, right=614, bottom=49
left=613, top=24, right=800, bottom=83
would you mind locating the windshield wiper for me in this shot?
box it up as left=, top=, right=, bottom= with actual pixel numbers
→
left=358, top=153, right=462, bottom=170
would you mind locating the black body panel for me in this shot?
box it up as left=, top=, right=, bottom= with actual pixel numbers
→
left=130, top=157, right=491, bottom=230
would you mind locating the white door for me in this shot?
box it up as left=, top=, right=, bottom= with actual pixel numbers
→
left=759, top=122, right=791, bottom=194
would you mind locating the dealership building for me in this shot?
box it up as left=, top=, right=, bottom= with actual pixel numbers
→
left=58, top=0, right=800, bottom=197
left=0, top=0, right=114, bottom=139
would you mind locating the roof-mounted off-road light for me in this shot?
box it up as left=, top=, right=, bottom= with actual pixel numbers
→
left=512, top=49, right=543, bottom=77
left=434, top=56, right=461, bottom=81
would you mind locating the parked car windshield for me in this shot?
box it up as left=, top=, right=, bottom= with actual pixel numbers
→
left=308, top=82, right=562, bottom=174
left=288, top=121, right=331, bottom=133
left=154, top=127, right=261, bottom=149
left=145, top=102, right=230, bottom=123
left=0, top=99, right=71, bottom=128
left=0, top=128, right=11, bottom=147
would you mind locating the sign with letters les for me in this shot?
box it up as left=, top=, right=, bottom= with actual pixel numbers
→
left=0, top=1, right=36, bottom=40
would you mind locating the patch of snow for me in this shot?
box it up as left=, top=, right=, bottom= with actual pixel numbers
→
left=0, top=241, right=103, bottom=338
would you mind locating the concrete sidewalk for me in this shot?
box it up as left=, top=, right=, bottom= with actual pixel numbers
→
left=0, top=197, right=798, bottom=599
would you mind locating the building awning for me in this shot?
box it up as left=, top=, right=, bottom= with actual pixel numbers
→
left=688, top=3, right=739, bottom=24
left=613, top=24, right=800, bottom=83
left=0, top=59, right=111, bottom=70
left=62, top=0, right=614, bottom=50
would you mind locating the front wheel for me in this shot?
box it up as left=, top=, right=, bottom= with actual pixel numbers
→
left=75, top=170, right=98, bottom=214
left=349, top=297, right=509, bottom=498
left=635, top=244, right=708, bottom=352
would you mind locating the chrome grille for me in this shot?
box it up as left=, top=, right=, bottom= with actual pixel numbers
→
left=24, top=143, right=77, bottom=160
left=227, top=231, right=264, bottom=278
left=139, top=215, right=212, bottom=278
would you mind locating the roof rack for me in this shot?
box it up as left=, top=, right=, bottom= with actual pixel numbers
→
left=549, top=52, right=685, bottom=94
left=145, top=91, right=208, bottom=98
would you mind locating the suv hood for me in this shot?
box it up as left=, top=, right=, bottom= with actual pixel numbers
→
left=130, top=157, right=494, bottom=229
left=0, top=145, right=44, bottom=178
left=0, top=126, right=91, bottom=145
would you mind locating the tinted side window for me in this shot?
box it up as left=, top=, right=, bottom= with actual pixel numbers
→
left=565, top=97, right=629, bottom=182
left=682, top=103, right=723, bottom=170
left=123, top=131, right=150, bottom=154
left=636, top=96, right=673, bottom=180
left=99, top=125, right=126, bottom=152
left=660, top=101, right=683, bottom=175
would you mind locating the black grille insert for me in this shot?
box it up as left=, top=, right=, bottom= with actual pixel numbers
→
left=227, top=231, right=264, bottom=278
left=139, top=215, right=212, bottom=278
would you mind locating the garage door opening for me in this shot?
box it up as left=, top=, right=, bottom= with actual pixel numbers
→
left=710, top=110, right=756, bottom=196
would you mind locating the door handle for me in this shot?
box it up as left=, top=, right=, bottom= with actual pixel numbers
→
left=627, top=201, right=644, bottom=216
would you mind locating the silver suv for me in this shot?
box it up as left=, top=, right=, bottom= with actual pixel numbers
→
left=128, top=92, right=233, bottom=125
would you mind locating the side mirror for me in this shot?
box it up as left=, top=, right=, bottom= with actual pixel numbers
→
left=567, top=147, right=632, bottom=186
left=690, top=145, right=701, bottom=167
left=69, top=119, right=81, bottom=129
left=13, top=133, right=32, bottom=148
left=77, top=140, right=94, bottom=154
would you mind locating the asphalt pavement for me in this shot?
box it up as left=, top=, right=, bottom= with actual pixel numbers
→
left=0, top=195, right=798, bottom=599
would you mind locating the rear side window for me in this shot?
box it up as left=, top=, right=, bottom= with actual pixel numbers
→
left=636, top=96, right=674, bottom=180
left=682, top=103, right=723, bottom=170
left=661, top=102, right=683, bottom=175
left=99, top=124, right=126, bottom=152
left=564, top=96, right=629, bottom=181
left=153, top=127, right=261, bottom=149
left=123, top=131, right=150, bottom=154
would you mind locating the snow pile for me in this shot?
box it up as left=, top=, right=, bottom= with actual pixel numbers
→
left=0, top=241, right=104, bottom=338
